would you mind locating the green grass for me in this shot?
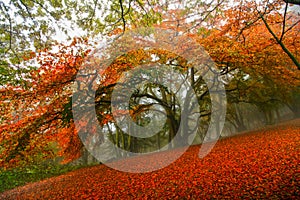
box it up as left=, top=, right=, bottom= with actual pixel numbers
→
left=0, top=163, right=97, bottom=193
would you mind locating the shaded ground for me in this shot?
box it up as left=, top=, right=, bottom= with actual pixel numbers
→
left=1, top=119, right=299, bottom=199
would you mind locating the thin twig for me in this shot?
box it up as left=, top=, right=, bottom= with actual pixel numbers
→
left=280, top=2, right=288, bottom=42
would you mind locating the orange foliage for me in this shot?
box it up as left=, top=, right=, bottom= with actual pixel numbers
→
left=0, top=38, right=90, bottom=168
left=1, top=0, right=299, bottom=168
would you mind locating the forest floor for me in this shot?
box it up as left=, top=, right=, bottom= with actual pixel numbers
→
left=0, top=118, right=299, bottom=199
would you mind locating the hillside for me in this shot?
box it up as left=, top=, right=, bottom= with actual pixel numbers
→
left=1, top=119, right=299, bottom=199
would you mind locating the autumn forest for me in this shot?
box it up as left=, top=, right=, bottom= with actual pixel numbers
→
left=0, top=0, right=299, bottom=199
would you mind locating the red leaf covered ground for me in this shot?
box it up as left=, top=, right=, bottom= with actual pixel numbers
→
left=1, top=119, right=299, bottom=199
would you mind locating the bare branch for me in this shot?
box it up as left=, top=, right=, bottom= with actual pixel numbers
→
left=119, top=0, right=126, bottom=32
left=280, top=2, right=289, bottom=42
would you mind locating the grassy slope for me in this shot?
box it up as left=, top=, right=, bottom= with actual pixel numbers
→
left=0, top=163, right=96, bottom=193
left=0, top=119, right=299, bottom=199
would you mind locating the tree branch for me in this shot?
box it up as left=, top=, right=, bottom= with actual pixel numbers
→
left=258, top=12, right=300, bottom=69
left=119, top=0, right=126, bottom=32
left=284, top=0, right=300, bottom=5
left=280, top=2, right=288, bottom=42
